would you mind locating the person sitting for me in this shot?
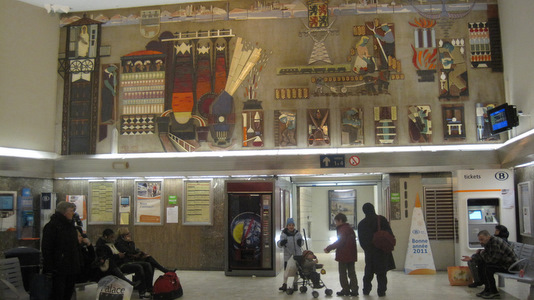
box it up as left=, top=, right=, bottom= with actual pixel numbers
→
left=299, top=250, right=323, bottom=289
left=115, top=227, right=175, bottom=274
left=465, top=225, right=511, bottom=288
left=462, top=230, right=517, bottom=299
left=96, top=228, right=152, bottom=299
left=76, top=227, right=99, bottom=284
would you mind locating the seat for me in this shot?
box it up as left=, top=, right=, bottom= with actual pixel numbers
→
left=0, top=257, right=30, bottom=299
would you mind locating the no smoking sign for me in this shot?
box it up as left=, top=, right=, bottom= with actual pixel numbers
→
left=349, top=155, right=360, bottom=166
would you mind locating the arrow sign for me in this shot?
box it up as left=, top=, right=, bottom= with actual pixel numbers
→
left=320, top=155, right=345, bottom=168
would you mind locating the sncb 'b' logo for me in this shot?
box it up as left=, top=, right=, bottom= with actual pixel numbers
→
left=495, top=171, right=509, bottom=181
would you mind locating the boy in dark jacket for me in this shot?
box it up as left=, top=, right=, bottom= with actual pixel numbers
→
left=324, top=213, right=359, bottom=296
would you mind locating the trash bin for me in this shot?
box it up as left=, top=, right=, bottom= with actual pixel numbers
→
left=5, top=246, right=41, bottom=291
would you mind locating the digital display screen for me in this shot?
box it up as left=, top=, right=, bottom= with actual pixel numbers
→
left=489, top=108, right=508, bottom=131
left=0, top=195, right=14, bottom=210
left=120, top=197, right=130, bottom=206
left=469, top=210, right=483, bottom=220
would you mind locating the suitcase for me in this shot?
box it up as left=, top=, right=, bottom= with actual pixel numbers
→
left=152, top=272, right=183, bottom=299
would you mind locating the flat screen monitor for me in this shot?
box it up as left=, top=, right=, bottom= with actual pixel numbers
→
left=469, top=210, right=483, bottom=220
left=488, top=103, right=519, bottom=134
left=0, top=192, right=16, bottom=211
left=120, top=196, right=130, bottom=206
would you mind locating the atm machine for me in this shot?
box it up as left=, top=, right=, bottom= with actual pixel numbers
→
left=225, top=180, right=284, bottom=276
left=453, top=169, right=516, bottom=265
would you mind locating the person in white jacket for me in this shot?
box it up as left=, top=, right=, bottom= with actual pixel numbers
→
left=277, top=217, right=303, bottom=291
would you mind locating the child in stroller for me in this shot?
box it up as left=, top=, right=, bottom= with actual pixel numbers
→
left=285, top=250, right=333, bottom=298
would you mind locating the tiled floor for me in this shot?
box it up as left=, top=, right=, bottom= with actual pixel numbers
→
left=75, top=253, right=531, bottom=300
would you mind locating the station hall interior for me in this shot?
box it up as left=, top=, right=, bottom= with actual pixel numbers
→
left=1, top=0, right=534, bottom=299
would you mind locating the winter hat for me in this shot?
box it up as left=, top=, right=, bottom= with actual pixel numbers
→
left=362, top=203, right=376, bottom=216
left=302, top=250, right=316, bottom=259
left=286, top=218, right=295, bottom=226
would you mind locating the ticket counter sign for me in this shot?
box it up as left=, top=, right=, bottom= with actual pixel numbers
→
left=405, top=194, right=436, bottom=275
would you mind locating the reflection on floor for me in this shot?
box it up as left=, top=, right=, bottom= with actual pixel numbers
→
left=75, top=253, right=530, bottom=300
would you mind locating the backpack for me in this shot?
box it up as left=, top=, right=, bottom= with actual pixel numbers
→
left=153, top=272, right=183, bottom=299
left=372, top=216, right=396, bottom=253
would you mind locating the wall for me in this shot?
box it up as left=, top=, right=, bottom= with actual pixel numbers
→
left=0, top=1, right=59, bottom=152
left=52, top=178, right=226, bottom=270
left=499, top=0, right=534, bottom=135
left=52, top=4, right=505, bottom=155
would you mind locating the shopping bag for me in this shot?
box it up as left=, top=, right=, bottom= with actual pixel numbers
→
left=447, top=266, right=473, bottom=286
left=96, top=275, right=133, bottom=300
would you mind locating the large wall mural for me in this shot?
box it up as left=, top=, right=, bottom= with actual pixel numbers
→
left=59, top=1, right=505, bottom=155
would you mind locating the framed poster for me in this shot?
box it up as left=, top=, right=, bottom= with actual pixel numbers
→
left=88, top=180, right=116, bottom=224
left=182, top=180, right=212, bottom=225
left=134, top=180, right=163, bottom=225
left=328, top=189, right=356, bottom=230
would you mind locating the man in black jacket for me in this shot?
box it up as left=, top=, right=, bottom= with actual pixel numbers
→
left=42, top=201, right=80, bottom=300
left=357, top=203, right=396, bottom=297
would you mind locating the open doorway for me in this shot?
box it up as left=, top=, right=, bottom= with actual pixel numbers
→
left=296, top=183, right=381, bottom=253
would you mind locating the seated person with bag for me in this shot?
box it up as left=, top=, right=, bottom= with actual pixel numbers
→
left=96, top=228, right=152, bottom=299
left=115, top=227, right=175, bottom=274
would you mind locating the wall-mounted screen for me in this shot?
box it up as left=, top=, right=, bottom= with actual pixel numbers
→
left=0, top=193, right=15, bottom=211
left=488, top=103, right=519, bottom=134
left=468, top=210, right=483, bottom=220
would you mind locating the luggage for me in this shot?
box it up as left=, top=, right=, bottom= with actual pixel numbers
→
left=153, top=272, right=183, bottom=299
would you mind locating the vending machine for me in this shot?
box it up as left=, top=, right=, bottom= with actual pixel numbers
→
left=453, top=169, right=516, bottom=265
left=225, top=180, right=283, bottom=276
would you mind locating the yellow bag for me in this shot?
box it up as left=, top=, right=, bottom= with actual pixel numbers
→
left=447, top=266, right=474, bottom=286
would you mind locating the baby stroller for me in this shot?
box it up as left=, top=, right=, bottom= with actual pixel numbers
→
left=286, top=250, right=333, bottom=298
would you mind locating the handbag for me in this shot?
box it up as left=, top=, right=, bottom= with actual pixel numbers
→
left=372, top=215, right=396, bottom=253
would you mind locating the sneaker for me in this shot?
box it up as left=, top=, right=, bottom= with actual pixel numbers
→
left=337, top=290, right=350, bottom=296
left=350, top=291, right=359, bottom=296
left=469, top=281, right=483, bottom=288
left=279, top=283, right=287, bottom=291
left=476, top=290, right=490, bottom=297
left=482, top=292, right=500, bottom=299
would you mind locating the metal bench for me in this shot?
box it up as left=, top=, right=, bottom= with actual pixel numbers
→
left=496, top=242, right=534, bottom=299
left=0, top=257, right=30, bottom=300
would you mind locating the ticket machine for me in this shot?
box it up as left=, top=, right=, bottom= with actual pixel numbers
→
left=453, top=169, right=516, bottom=265
left=467, top=198, right=499, bottom=248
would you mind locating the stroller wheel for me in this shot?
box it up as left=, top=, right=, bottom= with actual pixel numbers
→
left=286, top=289, right=294, bottom=295
left=325, top=289, right=333, bottom=296
left=299, top=286, right=307, bottom=293
left=312, top=291, right=319, bottom=298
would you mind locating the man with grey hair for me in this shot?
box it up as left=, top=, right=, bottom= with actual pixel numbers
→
left=42, top=201, right=81, bottom=300
left=462, top=230, right=517, bottom=299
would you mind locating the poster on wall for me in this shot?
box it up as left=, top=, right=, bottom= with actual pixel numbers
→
left=135, top=181, right=163, bottom=225
left=88, top=180, right=116, bottom=224
left=328, top=189, right=356, bottom=230
left=183, top=180, right=212, bottom=225
left=67, top=195, right=87, bottom=232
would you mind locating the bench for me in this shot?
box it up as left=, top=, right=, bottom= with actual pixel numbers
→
left=0, top=257, right=30, bottom=300
left=496, top=242, right=534, bottom=299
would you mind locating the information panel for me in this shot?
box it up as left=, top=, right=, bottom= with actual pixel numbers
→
left=88, top=180, right=116, bottom=224
left=183, top=180, right=212, bottom=225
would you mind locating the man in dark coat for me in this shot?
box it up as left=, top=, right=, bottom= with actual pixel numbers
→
left=324, top=213, right=359, bottom=296
left=358, top=202, right=396, bottom=297
left=42, top=201, right=80, bottom=300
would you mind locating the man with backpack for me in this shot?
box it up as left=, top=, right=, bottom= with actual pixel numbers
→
left=358, top=202, right=396, bottom=297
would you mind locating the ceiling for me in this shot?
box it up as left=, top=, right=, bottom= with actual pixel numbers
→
left=16, top=0, right=221, bottom=13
